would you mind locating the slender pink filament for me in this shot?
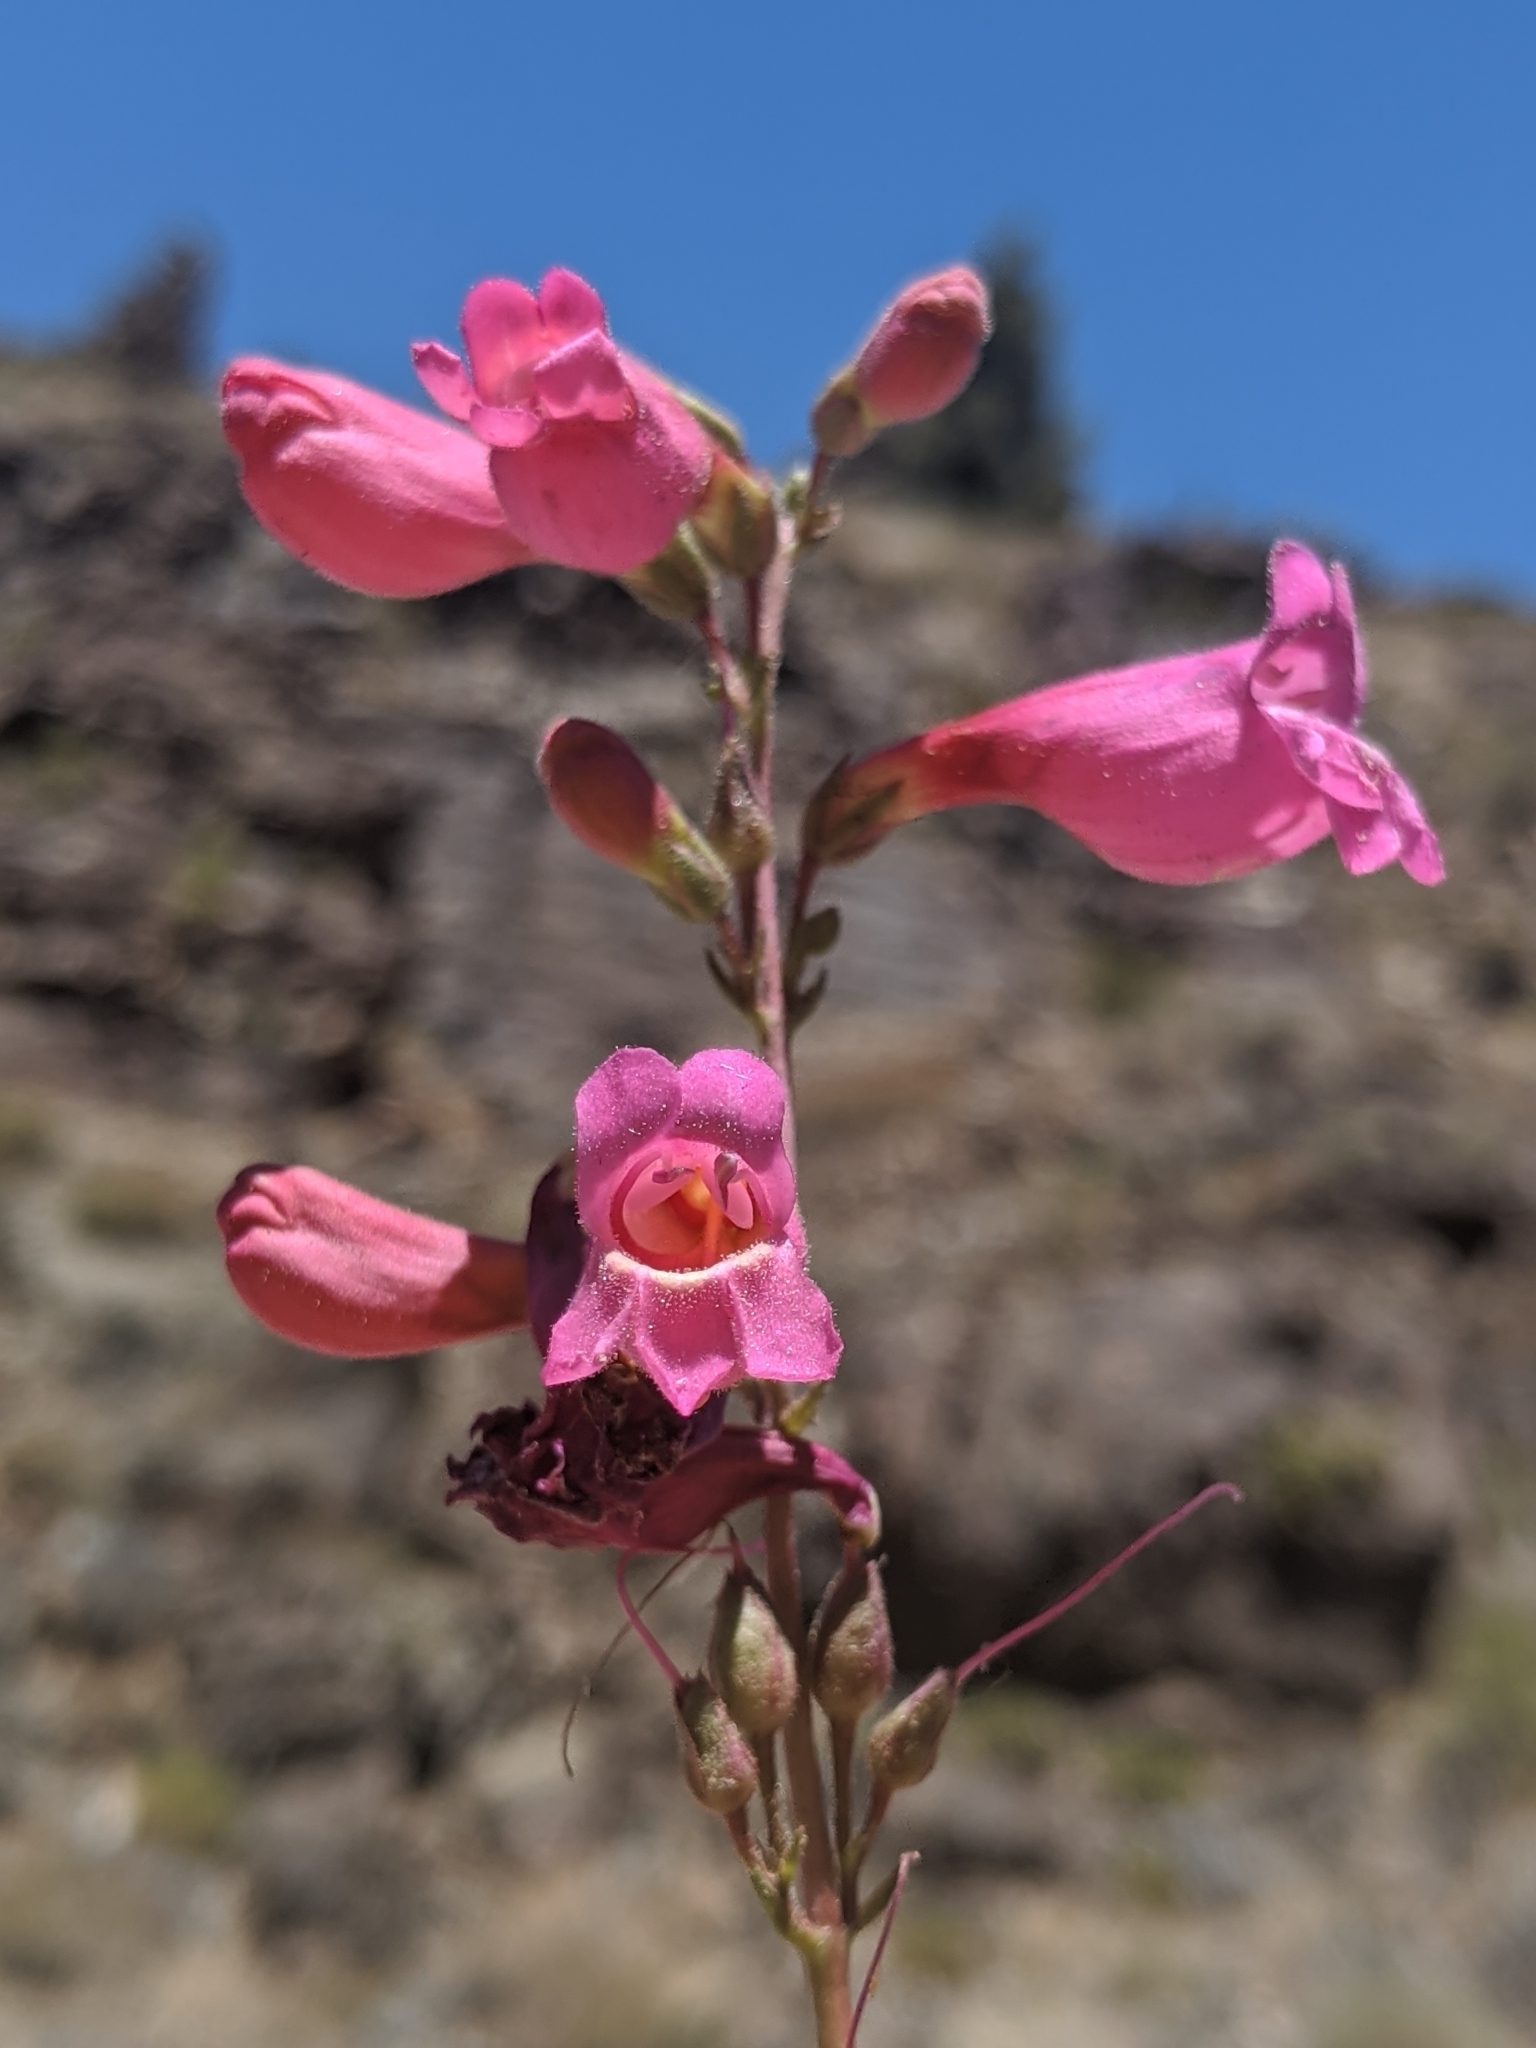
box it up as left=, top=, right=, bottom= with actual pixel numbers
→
left=615, top=1550, right=683, bottom=1690
left=955, top=1481, right=1243, bottom=1689
left=849, top=1850, right=920, bottom=2047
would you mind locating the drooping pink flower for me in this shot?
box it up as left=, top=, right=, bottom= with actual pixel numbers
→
left=807, top=540, right=1443, bottom=887
left=447, top=1377, right=879, bottom=1553
left=413, top=270, right=715, bottom=577
left=544, top=1048, right=842, bottom=1416
left=221, top=357, right=539, bottom=598
left=218, top=1162, right=531, bottom=1357
left=813, top=265, right=992, bottom=457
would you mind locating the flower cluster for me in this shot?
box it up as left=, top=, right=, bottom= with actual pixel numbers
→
left=214, top=253, right=1445, bottom=2044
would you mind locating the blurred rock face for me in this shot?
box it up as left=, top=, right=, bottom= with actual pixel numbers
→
left=0, top=331, right=1532, bottom=2044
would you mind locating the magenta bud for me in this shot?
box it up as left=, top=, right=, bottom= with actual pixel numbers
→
left=539, top=718, right=732, bottom=923
left=708, top=1566, right=800, bottom=1740
left=813, top=266, right=991, bottom=458
left=810, top=1554, right=894, bottom=1726
left=865, top=1668, right=957, bottom=1792
left=691, top=454, right=778, bottom=579
left=675, top=1674, right=760, bottom=1814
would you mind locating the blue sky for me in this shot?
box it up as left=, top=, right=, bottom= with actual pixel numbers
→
left=4, top=0, right=1534, bottom=597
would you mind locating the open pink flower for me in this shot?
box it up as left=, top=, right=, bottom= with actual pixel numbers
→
left=544, top=1048, right=842, bottom=1416
left=221, top=357, right=539, bottom=597
left=808, top=540, right=1443, bottom=887
left=413, top=269, right=715, bottom=577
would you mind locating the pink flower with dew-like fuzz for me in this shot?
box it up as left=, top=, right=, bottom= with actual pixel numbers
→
left=854, top=265, right=992, bottom=425
left=221, top=358, right=539, bottom=598
left=809, top=540, right=1443, bottom=887
left=543, top=1047, right=842, bottom=1416
left=218, top=1163, right=531, bottom=1358
left=413, top=270, right=714, bottom=577
left=813, top=265, right=992, bottom=458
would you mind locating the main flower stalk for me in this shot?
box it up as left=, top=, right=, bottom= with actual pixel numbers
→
left=706, top=490, right=854, bottom=2040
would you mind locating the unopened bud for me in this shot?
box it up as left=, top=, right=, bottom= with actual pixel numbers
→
left=810, top=369, right=875, bottom=459
left=671, top=387, right=748, bottom=461
left=811, top=1554, right=894, bottom=1725
left=708, top=741, right=774, bottom=873
left=708, top=1566, right=799, bottom=1739
left=800, top=758, right=907, bottom=868
left=813, top=266, right=991, bottom=458
left=692, top=456, right=778, bottom=579
left=865, top=1668, right=956, bottom=1792
left=675, top=1674, right=759, bottom=1814
left=539, top=718, right=732, bottom=923
left=620, top=526, right=714, bottom=624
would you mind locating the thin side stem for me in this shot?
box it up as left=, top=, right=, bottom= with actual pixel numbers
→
left=755, top=1732, right=789, bottom=1862
left=615, top=1554, right=683, bottom=1691
left=763, top=1493, right=838, bottom=1920
left=831, top=1718, right=855, bottom=1908
left=956, top=1481, right=1243, bottom=1688
left=744, top=518, right=799, bottom=1129
left=847, top=1853, right=919, bottom=2048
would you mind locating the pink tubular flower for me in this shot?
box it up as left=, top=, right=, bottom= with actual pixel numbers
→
left=807, top=540, right=1444, bottom=887
left=218, top=1163, right=530, bottom=1357
left=412, top=269, right=715, bottom=577
left=544, top=1048, right=842, bottom=1416
left=220, top=357, right=539, bottom=598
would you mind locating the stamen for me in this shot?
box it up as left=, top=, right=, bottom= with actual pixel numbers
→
left=714, top=1151, right=754, bottom=1229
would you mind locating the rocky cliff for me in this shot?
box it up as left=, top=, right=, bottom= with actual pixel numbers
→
left=1, top=334, right=1535, bottom=2046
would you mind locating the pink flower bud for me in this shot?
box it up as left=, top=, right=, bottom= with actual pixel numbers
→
left=806, top=541, right=1444, bottom=888
left=543, top=1047, right=842, bottom=1415
left=674, top=1675, right=759, bottom=1814
left=865, top=1669, right=957, bottom=1792
left=709, top=1565, right=800, bottom=1739
left=813, top=266, right=991, bottom=457
left=539, top=719, right=733, bottom=923
left=217, top=1164, right=528, bottom=1356
left=413, top=269, right=715, bottom=576
left=811, top=1553, right=894, bottom=1725
left=220, top=357, right=538, bottom=598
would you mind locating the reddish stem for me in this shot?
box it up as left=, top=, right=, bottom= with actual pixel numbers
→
left=848, top=1852, right=919, bottom=2047
left=955, top=1482, right=1243, bottom=1689
left=615, top=1552, right=683, bottom=1691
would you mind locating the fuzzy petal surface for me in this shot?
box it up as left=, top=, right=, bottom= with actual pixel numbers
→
left=673, top=1050, right=796, bottom=1231
left=218, top=1164, right=528, bottom=1357
left=488, top=386, right=711, bottom=574
left=574, top=1047, right=683, bottom=1239
left=222, top=357, right=536, bottom=597
left=814, top=540, right=1439, bottom=888
left=544, top=1240, right=840, bottom=1415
